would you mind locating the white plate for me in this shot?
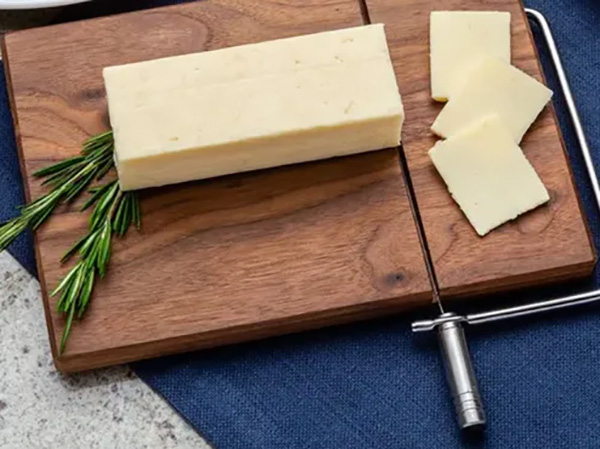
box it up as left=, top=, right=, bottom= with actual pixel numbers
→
left=0, top=0, right=90, bottom=8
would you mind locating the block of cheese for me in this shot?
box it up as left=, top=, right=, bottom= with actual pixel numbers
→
left=103, top=24, right=404, bottom=191
left=430, top=11, right=511, bottom=102
left=431, top=56, right=553, bottom=143
left=429, top=115, right=549, bottom=236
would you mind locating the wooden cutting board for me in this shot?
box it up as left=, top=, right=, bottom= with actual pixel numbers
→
left=1, top=0, right=595, bottom=372
left=2, top=0, right=432, bottom=372
left=364, top=0, right=596, bottom=298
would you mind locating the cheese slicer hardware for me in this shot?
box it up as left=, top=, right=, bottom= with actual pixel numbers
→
left=412, top=9, right=600, bottom=432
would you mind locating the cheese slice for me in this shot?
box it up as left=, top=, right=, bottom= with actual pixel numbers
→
left=430, top=11, right=511, bottom=102
left=103, top=24, right=404, bottom=191
left=431, top=56, right=553, bottom=143
left=429, top=115, right=549, bottom=236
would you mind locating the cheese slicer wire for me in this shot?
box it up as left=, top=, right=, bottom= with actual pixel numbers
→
left=409, top=9, right=600, bottom=432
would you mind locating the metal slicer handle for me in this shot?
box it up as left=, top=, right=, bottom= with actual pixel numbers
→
left=437, top=313, right=485, bottom=429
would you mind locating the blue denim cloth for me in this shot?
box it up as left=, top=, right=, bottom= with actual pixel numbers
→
left=1, top=1, right=600, bottom=447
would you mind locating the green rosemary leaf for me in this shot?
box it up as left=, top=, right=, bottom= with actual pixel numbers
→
left=122, top=194, right=135, bottom=236
left=81, top=182, right=113, bottom=212
left=85, top=147, right=112, bottom=167
left=28, top=193, right=63, bottom=230
left=61, top=232, right=92, bottom=264
left=25, top=189, right=60, bottom=210
left=59, top=300, right=77, bottom=354
left=90, top=181, right=119, bottom=230
left=41, top=168, right=71, bottom=187
left=33, top=155, right=85, bottom=178
left=51, top=263, right=80, bottom=297
left=82, top=130, right=113, bottom=152
left=78, top=229, right=101, bottom=259
left=62, top=264, right=86, bottom=311
left=118, top=202, right=128, bottom=237
left=95, top=158, right=115, bottom=181
left=44, top=157, right=97, bottom=188
left=112, top=194, right=127, bottom=235
left=0, top=218, right=28, bottom=251
left=133, top=195, right=141, bottom=230
left=29, top=202, right=57, bottom=231
left=64, top=169, right=96, bottom=203
left=56, top=279, right=71, bottom=312
left=57, top=288, right=69, bottom=313
left=77, top=270, right=95, bottom=319
left=57, top=264, right=82, bottom=312
left=97, top=222, right=112, bottom=277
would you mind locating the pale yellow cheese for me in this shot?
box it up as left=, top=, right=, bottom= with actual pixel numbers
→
left=429, top=115, right=549, bottom=236
left=430, top=11, right=511, bottom=101
left=431, top=56, right=553, bottom=142
left=103, top=24, right=404, bottom=191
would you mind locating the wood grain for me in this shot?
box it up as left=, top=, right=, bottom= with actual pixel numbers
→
left=364, top=0, right=596, bottom=298
left=2, top=0, right=432, bottom=372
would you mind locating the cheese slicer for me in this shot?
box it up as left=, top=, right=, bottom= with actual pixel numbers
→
left=411, top=9, right=600, bottom=432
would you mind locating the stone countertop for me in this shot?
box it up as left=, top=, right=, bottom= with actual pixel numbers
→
left=0, top=252, right=211, bottom=449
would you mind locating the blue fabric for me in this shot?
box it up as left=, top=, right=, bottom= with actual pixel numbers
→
left=2, top=1, right=600, bottom=447
left=0, top=67, right=36, bottom=275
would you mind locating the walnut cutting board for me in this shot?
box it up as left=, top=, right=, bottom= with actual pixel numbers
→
left=1, top=0, right=595, bottom=372
left=364, top=0, right=596, bottom=298
left=2, top=0, right=432, bottom=372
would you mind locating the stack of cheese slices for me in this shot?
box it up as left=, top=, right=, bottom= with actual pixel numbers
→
left=428, top=11, right=553, bottom=236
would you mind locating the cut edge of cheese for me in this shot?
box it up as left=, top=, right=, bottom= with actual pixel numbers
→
left=429, top=114, right=549, bottom=236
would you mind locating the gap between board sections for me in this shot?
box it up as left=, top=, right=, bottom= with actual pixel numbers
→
left=356, top=0, right=440, bottom=309
left=357, top=0, right=372, bottom=25
left=397, top=145, right=443, bottom=311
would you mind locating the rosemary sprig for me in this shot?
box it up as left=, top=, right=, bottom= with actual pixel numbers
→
left=0, top=131, right=115, bottom=252
left=0, top=130, right=142, bottom=354
left=52, top=179, right=140, bottom=354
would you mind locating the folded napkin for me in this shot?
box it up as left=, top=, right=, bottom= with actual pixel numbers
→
left=2, top=1, right=600, bottom=447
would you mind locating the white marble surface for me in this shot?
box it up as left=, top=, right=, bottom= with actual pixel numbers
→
left=0, top=251, right=211, bottom=449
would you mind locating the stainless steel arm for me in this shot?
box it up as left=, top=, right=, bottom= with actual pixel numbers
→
left=413, top=289, right=600, bottom=332
left=526, top=8, right=600, bottom=212
left=467, top=288, right=600, bottom=325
